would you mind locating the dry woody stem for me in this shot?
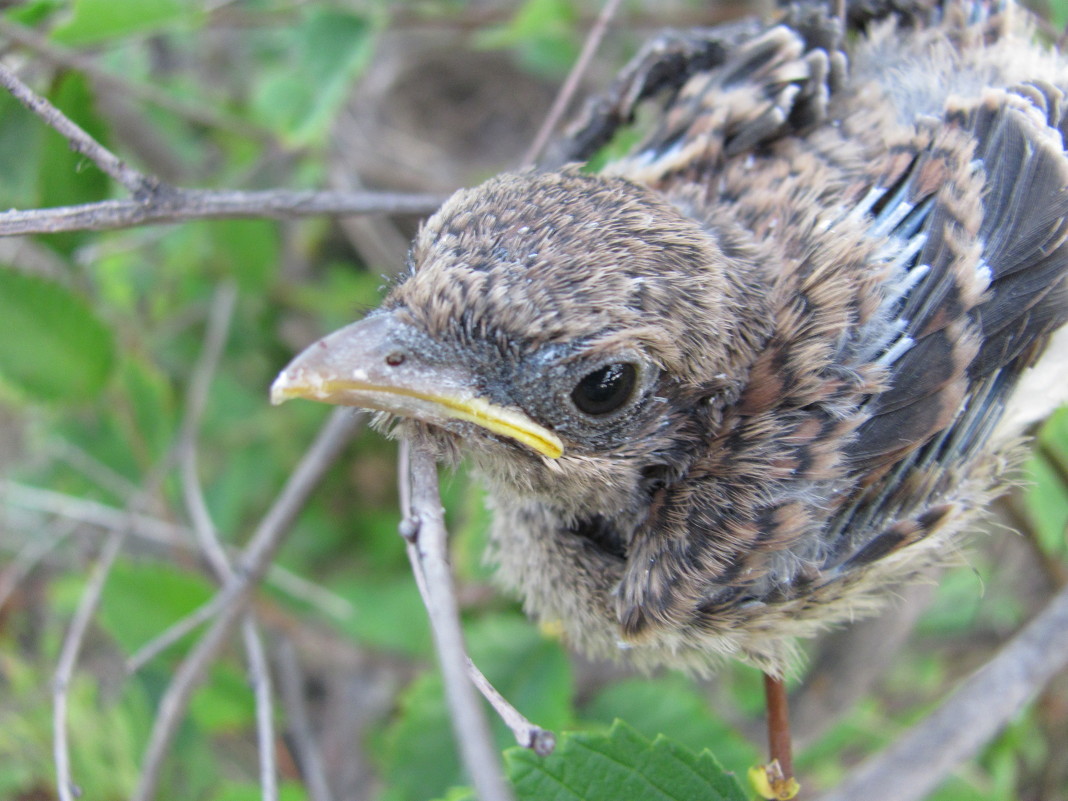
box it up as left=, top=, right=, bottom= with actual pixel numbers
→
left=400, top=441, right=516, bottom=801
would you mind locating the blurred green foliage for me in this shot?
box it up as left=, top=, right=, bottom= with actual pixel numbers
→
left=0, top=1, right=1066, bottom=800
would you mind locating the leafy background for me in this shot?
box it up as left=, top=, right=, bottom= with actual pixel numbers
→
left=1, top=1, right=1066, bottom=800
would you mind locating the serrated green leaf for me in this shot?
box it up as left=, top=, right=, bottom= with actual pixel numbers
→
left=0, top=270, right=115, bottom=403
left=51, top=0, right=194, bottom=45
left=506, top=720, right=748, bottom=801
left=582, top=676, right=760, bottom=771
left=378, top=616, right=573, bottom=801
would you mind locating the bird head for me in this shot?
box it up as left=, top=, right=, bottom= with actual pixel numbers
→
left=272, top=168, right=769, bottom=505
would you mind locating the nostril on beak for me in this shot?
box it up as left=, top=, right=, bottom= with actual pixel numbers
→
left=385, top=351, right=406, bottom=367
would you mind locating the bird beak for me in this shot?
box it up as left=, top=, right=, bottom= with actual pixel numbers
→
left=270, top=313, right=564, bottom=459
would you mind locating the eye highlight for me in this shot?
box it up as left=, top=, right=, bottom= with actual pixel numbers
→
left=571, top=363, right=638, bottom=416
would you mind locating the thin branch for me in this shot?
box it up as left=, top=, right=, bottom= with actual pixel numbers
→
left=2, top=480, right=188, bottom=544
left=814, top=582, right=1068, bottom=801
left=178, top=281, right=239, bottom=579
left=401, top=441, right=515, bottom=801
left=125, top=591, right=230, bottom=673
left=53, top=528, right=126, bottom=801
left=172, top=280, right=276, bottom=801
left=522, top=0, right=624, bottom=166
left=0, top=519, right=75, bottom=612
left=0, top=188, right=447, bottom=237
left=0, top=61, right=154, bottom=195
left=0, top=59, right=445, bottom=237
left=276, top=638, right=336, bottom=801
left=398, top=444, right=553, bottom=755
left=0, top=18, right=272, bottom=142
left=51, top=438, right=142, bottom=499
left=132, top=408, right=360, bottom=801
left=1, top=481, right=354, bottom=621
left=243, top=617, right=278, bottom=801
left=464, top=656, right=556, bottom=755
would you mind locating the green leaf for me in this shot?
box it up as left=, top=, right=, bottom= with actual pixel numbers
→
left=213, top=779, right=309, bottom=801
left=379, top=672, right=461, bottom=801
left=335, top=572, right=432, bottom=657
left=36, top=72, right=111, bottom=255
left=0, top=92, right=44, bottom=209
left=51, top=0, right=195, bottom=46
left=97, top=560, right=215, bottom=657
left=190, top=661, right=257, bottom=733
left=117, top=354, right=178, bottom=467
left=378, top=616, right=573, bottom=801
left=1052, top=0, right=1068, bottom=30
left=2, top=0, right=65, bottom=27
left=475, top=0, right=578, bottom=77
left=252, top=9, right=379, bottom=145
left=0, top=270, right=115, bottom=403
left=207, top=219, right=280, bottom=293
left=506, top=720, right=748, bottom=801
left=1025, top=407, right=1068, bottom=557
left=470, top=615, right=573, bottom=734
left=286, top=263, right=387, bottom=332
left=582, top=676, right=760, bottom=772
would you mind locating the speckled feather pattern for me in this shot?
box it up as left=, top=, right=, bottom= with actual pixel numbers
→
left=365, top=1, right=1068, bottom=674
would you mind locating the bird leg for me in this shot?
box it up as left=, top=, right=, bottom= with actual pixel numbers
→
left=755, top=672, right=801, bottom=800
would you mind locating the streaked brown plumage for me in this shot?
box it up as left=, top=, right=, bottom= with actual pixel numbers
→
left=273, top=0, right=1068, bottom=674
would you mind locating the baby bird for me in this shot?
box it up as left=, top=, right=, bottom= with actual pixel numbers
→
left=273, top=0, right=1068, bottom=674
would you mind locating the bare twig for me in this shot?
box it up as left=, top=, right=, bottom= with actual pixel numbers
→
left=400, top=441, right=515, bottom=801
left=0, top=520, right=75, bottom=612
left=0, top=188, right=446, bottom=237
left=53, top=529, right=126, bottom=801
left=178, top=281, right=239, bottom=578
left=0, top=18, right=272, bottom=141
left=0, top=61, right=154, bottom=195
left=814, top=582, right=1068, bottom=801
left=0, top=59, right=445, bottom=237
left=2, top=480, right=187, bottom=544
left=276, top=638, right=337, bottom=801
left=243, top=618, right=278, bottom=801
left=180, top=284, right=238, bottom=440
left=464, top=655, right=556, bottom=755
left=125, top=591, right=231, bottom=673
left=2, top=481, right=354, bottom=621
left=132, top=408, right=360, bottom=801
left=51, top=439, right=141, bottom=499
left=166, top=281, right=278, bottom=800
left=398, top=445, right=553, bottom=754
left=522, top=0, right=624, bottom=166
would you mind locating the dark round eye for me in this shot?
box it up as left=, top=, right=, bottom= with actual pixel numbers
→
left=570, top=363, right=638, bottom=416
